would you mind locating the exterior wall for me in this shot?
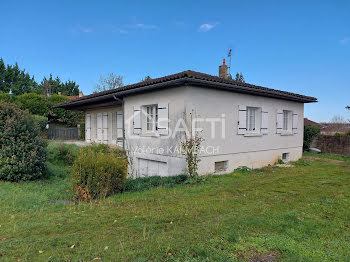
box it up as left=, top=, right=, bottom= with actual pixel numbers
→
left=123, top=86, right=188, bottom=177
left=83, top=85, right=305, bottom=177
left=185, top=86, right=304, bottom=175
left=85, top=105, right=122, bottom=145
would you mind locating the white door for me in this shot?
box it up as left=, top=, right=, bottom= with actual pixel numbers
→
left=103, top=112, right=108, bottom=143
left=97, top=113, right=103, bottom=142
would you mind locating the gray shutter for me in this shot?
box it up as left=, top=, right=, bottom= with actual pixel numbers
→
left=238, top=105, right=247, bottom=135
left=112, top=112, right=117, bottom=140
left=157, top=103, right=169, bottom=135
left=261, top=108, right=268, bottom=135
left=116, top=111, right=123, bottom=138
left=276, top=109, right=283, bottom=134
left=292, top=113, right=299, bottom=134
left=103, top=112, right=108, bottom=143
left=133, top=106, right=141, bottom=135
left=85, top=113, right=91, bottom=142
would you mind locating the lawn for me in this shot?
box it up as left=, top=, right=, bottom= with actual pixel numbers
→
left=0, top=153, right=350, bottom=261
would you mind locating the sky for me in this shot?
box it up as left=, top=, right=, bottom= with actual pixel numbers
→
left=0, top=0, right=349, bottom=122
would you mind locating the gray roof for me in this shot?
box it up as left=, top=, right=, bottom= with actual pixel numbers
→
left=56, top=70, right=317, bottom=110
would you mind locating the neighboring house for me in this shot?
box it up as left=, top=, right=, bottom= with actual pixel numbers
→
left=56, top=61, right=317, bottom=177
left=319, top=123, right=350, bottom=135
left=304, top=118, right=321, bottom=127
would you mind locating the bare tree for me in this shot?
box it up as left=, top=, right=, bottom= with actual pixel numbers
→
left=94, top=73, right=124, bottom=93
left=330, top=115, right=347, bottom=123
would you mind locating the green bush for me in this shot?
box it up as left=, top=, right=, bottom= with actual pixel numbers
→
left=123, top=174, right=188, bottom=192
left=31, top=114, right=48, bottom=132
left=48, top=94, right=84, bottom=127
left=14, top=93, right=48, bottom=116
left=0, top=92, right=10, bottom=102
left=72, top=147, right=127, bottom=201
left=46, top=143, right=80, bottom=166
left=0, top=103, right=46, bottom=181
left=303, top=125, right=321, bottom=151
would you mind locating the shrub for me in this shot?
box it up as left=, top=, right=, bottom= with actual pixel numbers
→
left=31, top=114, right=48, bottom=132
left=0, top=103, right=46, bottom=181
left=72, top=147, right=127, bottom=201
left=123, top=174, right=188, bottom=192
left=303, top=125, right=321, bottom=151
left=14, top=93, right=48, bottom=116
left=0, top=92, right=10, bottom=102
left=46, top=143, right=80, bottom=166
left=48, top=94, right=84, bottom=127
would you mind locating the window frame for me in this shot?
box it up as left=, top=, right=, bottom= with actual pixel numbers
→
left=282, top=110, right=292, bottom=132
left=246, top=107, right=259, bottom=133
left=145, top=104, right=158, bottom=133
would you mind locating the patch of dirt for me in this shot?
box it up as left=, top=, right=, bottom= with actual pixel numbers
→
left=248, top=251, right=281, bottom=262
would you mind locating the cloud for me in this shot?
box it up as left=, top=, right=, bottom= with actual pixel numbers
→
left=198, top=23, right=218, bottom=32
left=131, top=23, right=157, bottom=30
left=70, top=25, right=93, bottom=34
left=340, top=37, right=350, bottom=45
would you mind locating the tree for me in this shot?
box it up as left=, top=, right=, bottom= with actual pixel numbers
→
left=235, top=72, right=245, bottom=83
left=0, top=58, right=37, bottom=95
left=37, top=75, right=79, bottom=96
left=330, top=115, right=347, bottom=123
left=142, top=76, right=152, bottom=81
left=14, top=93, right=48, bottom=116
left=94, top=73, right=124, bottom=93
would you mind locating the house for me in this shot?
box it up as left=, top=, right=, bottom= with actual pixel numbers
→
left=319, top=123, right=350, bottom=135
left=304, top=118, right=321, bottom=127
left=56, top=61, right=317, bottom=177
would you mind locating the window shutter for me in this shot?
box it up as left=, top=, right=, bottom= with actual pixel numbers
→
left=157, top=103, right=169, bottom=135
left=97, top=113, right=103, bottom=141
left=292, top=113, right=299, bottom=134
left=103, top=112, right=108, bottom=142
left=133, top=106, right=141, bottom=135
left=85, top=113, right=91, bottom=141
left=238, top=105, right=247, bottom=135
left=116, top=111, right=123, bottom=138
left=112, top=112, right=117, bottom=140
left=261, top=109, right=268, bottom=135
left=276, top=109, right=283, bottom=134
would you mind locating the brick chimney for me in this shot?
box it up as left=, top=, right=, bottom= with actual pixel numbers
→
left=79, top=91, right=84, bottom=98
left=219, top=59, right=228, bottom=79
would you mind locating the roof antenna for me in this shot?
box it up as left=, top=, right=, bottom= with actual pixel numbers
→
left=227, top=48, right=232, bottom=77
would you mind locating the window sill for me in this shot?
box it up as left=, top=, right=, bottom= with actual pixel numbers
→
left=280, top=131, right=293, bottom=136
left=140, top=132, right=160, bottom=138
left=244, top=133, right=262, bottom=137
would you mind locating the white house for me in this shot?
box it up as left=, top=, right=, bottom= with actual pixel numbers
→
left=57, top=61, right=317, bottom=177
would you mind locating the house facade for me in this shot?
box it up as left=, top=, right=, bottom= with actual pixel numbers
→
left=57, top=64, right=317, bottom=177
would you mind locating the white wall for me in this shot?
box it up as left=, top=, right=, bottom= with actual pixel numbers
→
left=85, top=85, right=305, bottom=177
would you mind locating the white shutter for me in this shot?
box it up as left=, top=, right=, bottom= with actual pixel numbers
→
left=292, top=113, right=299, bottom=134
left=157, top=103, right=169, bottom=135
left=261, top=109, right=268, bottom=135
left=97, top=113, right=103, bottom=142
left=112, top=112, right=117, bottom=140
left=276, top=109, right=283, bottom=134
left=238, top=105, right=247, bottom=135
left=85, top=113, right=91, bottom=142
left=133, top=106, right=141, bottom=135
left=103, top=112, right=108, bottom=143
left=116, top=111, right=123, bottom=138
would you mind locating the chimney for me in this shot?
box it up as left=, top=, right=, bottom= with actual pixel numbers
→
left=219, top=59, right=228, bottom=79
left=79, top=91, right=84, bottom=98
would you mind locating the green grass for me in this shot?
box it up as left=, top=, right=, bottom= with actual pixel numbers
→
left=1, top=154, right=350, bottom=261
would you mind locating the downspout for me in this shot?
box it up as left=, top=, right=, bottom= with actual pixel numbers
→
left=112, top=95, right=125, bottom=149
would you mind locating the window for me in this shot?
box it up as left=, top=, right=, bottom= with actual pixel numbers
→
left=282, top=152, right=290, bottom=162
left=283, top=110, right=292, bottom=131
left=247, top=107, right=257, bottom=132
left=215, top=161, right=228, bottom=173
left=146, top=105, right=158, bottom=132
